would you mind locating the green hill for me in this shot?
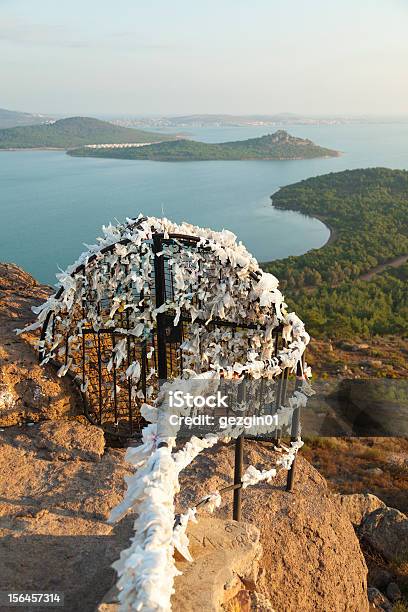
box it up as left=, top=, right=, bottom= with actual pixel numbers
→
left=68, top=130, right=340, bottom=161
left=0, top=107, right=55, bottom=129
left=263, top=168, right=408, bottom=338
left=0, top=116, right=176, bottom=149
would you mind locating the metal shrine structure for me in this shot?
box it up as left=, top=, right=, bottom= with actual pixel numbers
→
left=39, top=218, right=304, bottom=518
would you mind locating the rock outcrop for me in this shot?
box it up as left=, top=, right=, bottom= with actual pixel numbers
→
left=367, top=587, right=392, bottom=611
left=0, top=264, right=374, bottom=611
left=29, top=419, right=106, bottom=462
left=177, top=442, right=369, bottom=612
left=336, top=493, right=386, bottom=527
left=99, top=517, right=264, bottom=612
left=0, top=421, right=134, bottom=612
left=1, top=420, right=371, bottom=612
left=0, top=263, right=81, bottom=426
left=360, top=506, right=408, bottom=563
left=98, top=448, right=373, bottom=612
left=173, top=517, right=262, bottom=611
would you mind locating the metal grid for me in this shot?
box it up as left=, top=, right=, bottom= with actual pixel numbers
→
left=40, top=229, right=294, bottom=440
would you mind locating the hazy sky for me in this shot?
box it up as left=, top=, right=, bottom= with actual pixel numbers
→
left=1, top=0, right=407, bottom=116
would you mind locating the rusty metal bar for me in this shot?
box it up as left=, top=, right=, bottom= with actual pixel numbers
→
left=286, top=355, right=305, bottom=492
left=125, top=309, right=134, bottom=435
left=111, top=333, right=118, bottom=425
left=233, top=434, right=244, bottom=521
left=153, top=234, right=167, bottom=381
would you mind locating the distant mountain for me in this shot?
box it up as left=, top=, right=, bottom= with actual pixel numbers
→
left=162, top=114, right=304, bottom=127
left=112, top=113, right=326, bottom=128
left=69, top=129, right=340, bottom=161
left=0, top=107, right=55, bottom=129
left=0, top=116, right=178, bottom=149
left=112, top=113, right=408, bottom=129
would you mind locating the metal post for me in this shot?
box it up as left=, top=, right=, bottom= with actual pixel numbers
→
left=233, top=434, right=244, bottom=520
left=153, top=234, right=167, bottom=381
left=286, top=356, right=304, bottom=492
left=286, top=408, right=300, bottom=492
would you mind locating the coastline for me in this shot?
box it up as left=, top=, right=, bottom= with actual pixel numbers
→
left=0, top=147, right=66, bottom=152
left=310, top=213, right=337, bottom=247
left=270, top=191, right=336, bottom=252
left=67, top=151, right=341, bottom=161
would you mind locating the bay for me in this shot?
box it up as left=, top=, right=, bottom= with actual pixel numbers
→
left=1, top=123, right=407, bottom=285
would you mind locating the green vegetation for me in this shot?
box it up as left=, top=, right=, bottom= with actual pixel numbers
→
left=0, top=107, right=54, bottom=129
left=262, top=168, right=408, bottom=338
left=68, top=130, right=339, bottom=161
left=0, top=117, right=176, bottom=149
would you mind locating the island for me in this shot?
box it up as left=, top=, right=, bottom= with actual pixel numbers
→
left=0, top=116, right=177, bottom=149
left=262, top=168, right=408, bottom=340
left=68, top=130, right=340, bottom=161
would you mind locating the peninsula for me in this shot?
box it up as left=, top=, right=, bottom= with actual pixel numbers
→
left=0, top=116, right=177, bottom=149
left=68, top=130, right=340, bottom=161
left=0, top=107, right=55, bottom=129
left=263, top=168, right=408, bottom=339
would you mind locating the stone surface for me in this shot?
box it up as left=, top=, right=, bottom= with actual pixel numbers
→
left=367, top=587, right=392, bottom=611
left=250, top=591, right=276, bottom=611
left=365, top=467, right=384, bottom=477
left=367, top=567, right=392, bottom=591
left=172, top=516, right=262, bottom=612
left=32, top=420, right=105, bottom=462
left=97, top=517, right=262, bottom=612
left=178, top=442, right=369, bottom=612
left=386, top=582, right=401, bottom=602
left=361, top=507, right=408, bottom=563
left=0, top=263, right=82, bottom=426
left=336, top=493, right=386, bottom=527
left=0, top=424, right=133, bottom=612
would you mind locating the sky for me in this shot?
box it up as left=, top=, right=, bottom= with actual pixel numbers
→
left=1, top=0, right=408, bottom=116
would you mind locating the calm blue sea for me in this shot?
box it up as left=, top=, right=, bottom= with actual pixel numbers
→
left=1, top=123, right=407, bottom=285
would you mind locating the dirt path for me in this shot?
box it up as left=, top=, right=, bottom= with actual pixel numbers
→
left=359, top=254, right=408, bottom=281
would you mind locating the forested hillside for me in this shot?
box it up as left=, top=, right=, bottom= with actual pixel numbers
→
left=263, top=168, right=408, bottom=338
left=69, top=130, right=339, bottom=161
left=0, top=117, right=175, bottom=149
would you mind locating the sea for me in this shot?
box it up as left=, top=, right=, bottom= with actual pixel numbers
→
left=1, top=123, right=408, bottom=285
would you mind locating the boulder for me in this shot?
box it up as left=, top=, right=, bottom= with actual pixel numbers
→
left=32, top=420, right=105, bottom=462
left=365, top=467, right=384, bottom=477
left=0, top=263, right=81, bottom=426
left=173, top=517, right=262, bottom=611
left=178, top=442, right=369, bottom=612
left=97, top=517, right=262, bottom=612
left=367, top=567, right=392, bottom=591
left=367, top=587, right=392, bottom=611
left=97, top=444, right=370, bottom=612
left=361, top=507, right=408, bottom=563
left=386, top=582, right=401, bottom=602
left=336, top=493, right=386, bottom=527
left=0, top=425, right=134, bottom=612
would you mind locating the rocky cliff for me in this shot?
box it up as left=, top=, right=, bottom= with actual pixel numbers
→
left=0, top=263, right=81, bottom=426
left=3, top=263, right=406, bottom=611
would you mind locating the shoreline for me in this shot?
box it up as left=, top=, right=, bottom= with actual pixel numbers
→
left=270, top=191, right=336, bottom=255
left=68, top=151, right=341, bottom=161
left=0, top=147, right=66, bottom=152
left=310, top=213, right=337, bottom=247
